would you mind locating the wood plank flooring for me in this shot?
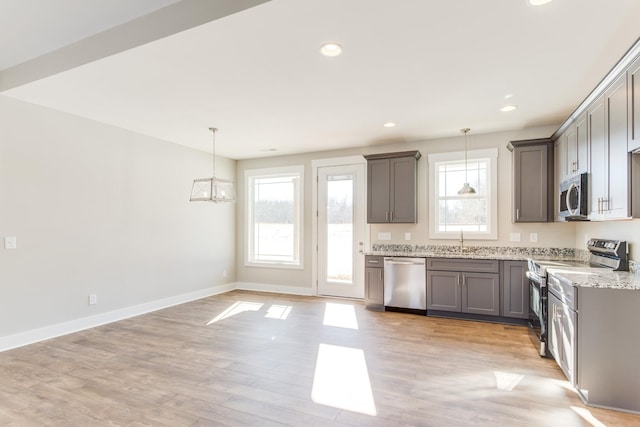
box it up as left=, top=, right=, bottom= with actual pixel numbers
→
left=1, top=290, right=639, bottom=426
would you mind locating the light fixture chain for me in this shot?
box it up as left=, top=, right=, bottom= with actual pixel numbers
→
left=209, top=127, right=218, bottom=179
left=462, top=128, right=470, bottom=183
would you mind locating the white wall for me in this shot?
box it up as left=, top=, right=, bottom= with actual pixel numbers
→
left=0, top=95, right=236, bottom=339
left=235, top=125, right=578, bottom=292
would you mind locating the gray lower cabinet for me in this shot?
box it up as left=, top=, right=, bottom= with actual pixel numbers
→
left=426, top=258, right=500, bottom=316
left=501, top=260, right=529, bottom=319
left=426, top=270, right=460, bottom=311
left=364, top=256, right=384, bottom=311
left=548, top=292, right=576, bottom=383
left=576, top=287, right=640, bottom=413
left=461, top=272, right=500, bottom=316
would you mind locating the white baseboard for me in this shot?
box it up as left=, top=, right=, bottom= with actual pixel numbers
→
left=0, top=282, right=235, bottom=353
left=233, top=281, right=314, bottom=296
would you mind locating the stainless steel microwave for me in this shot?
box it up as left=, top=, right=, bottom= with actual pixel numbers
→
left=559, top=173, right=589, bottom=220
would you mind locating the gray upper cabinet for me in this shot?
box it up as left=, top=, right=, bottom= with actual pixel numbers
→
left=606, top=74, right=630, bottom=219
left=590, top=74, right=630, bottom=220
left=364, top=151, right=421, bottom=223
left=566, top=115, right=589, bottom=175
left=628, top=55, right=640, bottom=152
left=508, top=139, right=554, bottom=222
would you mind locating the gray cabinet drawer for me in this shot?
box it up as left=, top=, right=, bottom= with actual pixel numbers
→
left=365, top=255, right=384, bottom=267
left=426, top=258, right=499, bottom=273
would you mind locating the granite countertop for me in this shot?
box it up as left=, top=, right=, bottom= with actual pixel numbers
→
left=366, top=244, right=584, bottom=262
left=547, top=267, right=640, bottom=290
left=368, top=250, right=531, bottom=261
left=368, top=244, right=640, bottom=290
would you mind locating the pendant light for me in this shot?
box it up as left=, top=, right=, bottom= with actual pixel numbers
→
left=190, top=127, right=236, bottom=203
left=458, top=128, right=477, bottom=195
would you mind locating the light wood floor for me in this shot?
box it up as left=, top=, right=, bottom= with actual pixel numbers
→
left=1, top=290, right=639, bottom=426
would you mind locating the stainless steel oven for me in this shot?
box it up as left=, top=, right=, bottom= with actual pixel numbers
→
left=526, top=238, right=628, bottom=357
left=526, top=264, right=547, bottom=356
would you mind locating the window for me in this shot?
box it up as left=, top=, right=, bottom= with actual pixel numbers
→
left=245, top=166, right=304, bottom=268
left=428, top=148, right=498, bottom=240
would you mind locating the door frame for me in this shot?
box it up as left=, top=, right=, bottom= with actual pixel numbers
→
left=311, top=156, right=369, bottom=297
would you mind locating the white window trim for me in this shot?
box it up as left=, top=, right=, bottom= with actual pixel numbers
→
left=244, top=165, right=304, bottom=269
left=428, top=148, right=498, bottom=240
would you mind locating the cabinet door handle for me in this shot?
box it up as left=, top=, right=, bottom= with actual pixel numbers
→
left=385, top=211, right=389, bottom=221
left=456, top=275, right=460, bottom=287
left=516, top=209, right=520, bottom=220
left=462, top=275, right=466, bottom=287
left=368, top=260, right=379, bottom=264
left=390, top=211, right=394, bottom=222
left=379, top=270, right=382, bottom=281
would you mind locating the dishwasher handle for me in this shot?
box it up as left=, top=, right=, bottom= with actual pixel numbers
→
left=384, top=258, right=425, bottom=265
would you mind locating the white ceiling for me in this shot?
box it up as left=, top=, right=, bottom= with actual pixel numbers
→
left=1, top=0, right=639, bottom=159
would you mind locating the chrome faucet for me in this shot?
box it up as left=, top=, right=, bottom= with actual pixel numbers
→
left=460, top=230, right=464, bottom=253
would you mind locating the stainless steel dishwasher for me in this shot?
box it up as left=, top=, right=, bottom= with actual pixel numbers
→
left=383, top=257, right=426, bottom=312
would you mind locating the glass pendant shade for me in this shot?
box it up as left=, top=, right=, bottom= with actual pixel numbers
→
left=190, top=127, right=236, bottom=203
left=458, top=128, right=477, bottom=195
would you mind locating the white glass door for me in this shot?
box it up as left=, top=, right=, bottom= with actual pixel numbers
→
left=317, top=164, right=365, bottom=298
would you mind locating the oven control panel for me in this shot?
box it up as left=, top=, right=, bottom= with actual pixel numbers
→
left=587, top=239, right=628, bottom=271
left=587, top=239, right=627, bottom=255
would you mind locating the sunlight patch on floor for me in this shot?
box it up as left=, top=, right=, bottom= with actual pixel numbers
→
left=265, top=304, right=292, bottom=320
left=206, top=301, right=264, bottom=324
left=494, top=371, right=524, bottom=391
left=322, top=302, right=358, bottom=329
left=570, top=406, right=606, bottom=427
left=311, top=343, right=377, bottom=416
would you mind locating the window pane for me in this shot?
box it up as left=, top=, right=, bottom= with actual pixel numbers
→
left=250, top=172, right=301, bottom=264
left=438, top=197, right=488, bottom=232
left=436, top=158, right=489, bottom=233
left=326, top=175, right=353, bottom=283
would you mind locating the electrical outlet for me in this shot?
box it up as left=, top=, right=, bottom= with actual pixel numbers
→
left=4, top=236, right=17, bottom=249
left=223, top=269, right=228, bottom=278
left=377, top=232, right=391, bottom=241
left=404, top=232, right=411, bottom=241
left=529, top=233, right=538, bottom=243
left=509, top=232, right=521, bottom=242
left=88, top=294, right=97, bottom=305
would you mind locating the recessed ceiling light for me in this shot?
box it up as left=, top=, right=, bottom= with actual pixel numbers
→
left=528, top=0, right=553, bottom=5
left=383, top=122, right=396, bottom=128
left=500, top=105, right=518, bottom=112
left=504, top=94, right=514, bottom=100
left=320, top=42, right=342, bottom=57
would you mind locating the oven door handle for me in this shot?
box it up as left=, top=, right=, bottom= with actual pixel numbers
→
left=526, top=271, right=546, bottom=287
